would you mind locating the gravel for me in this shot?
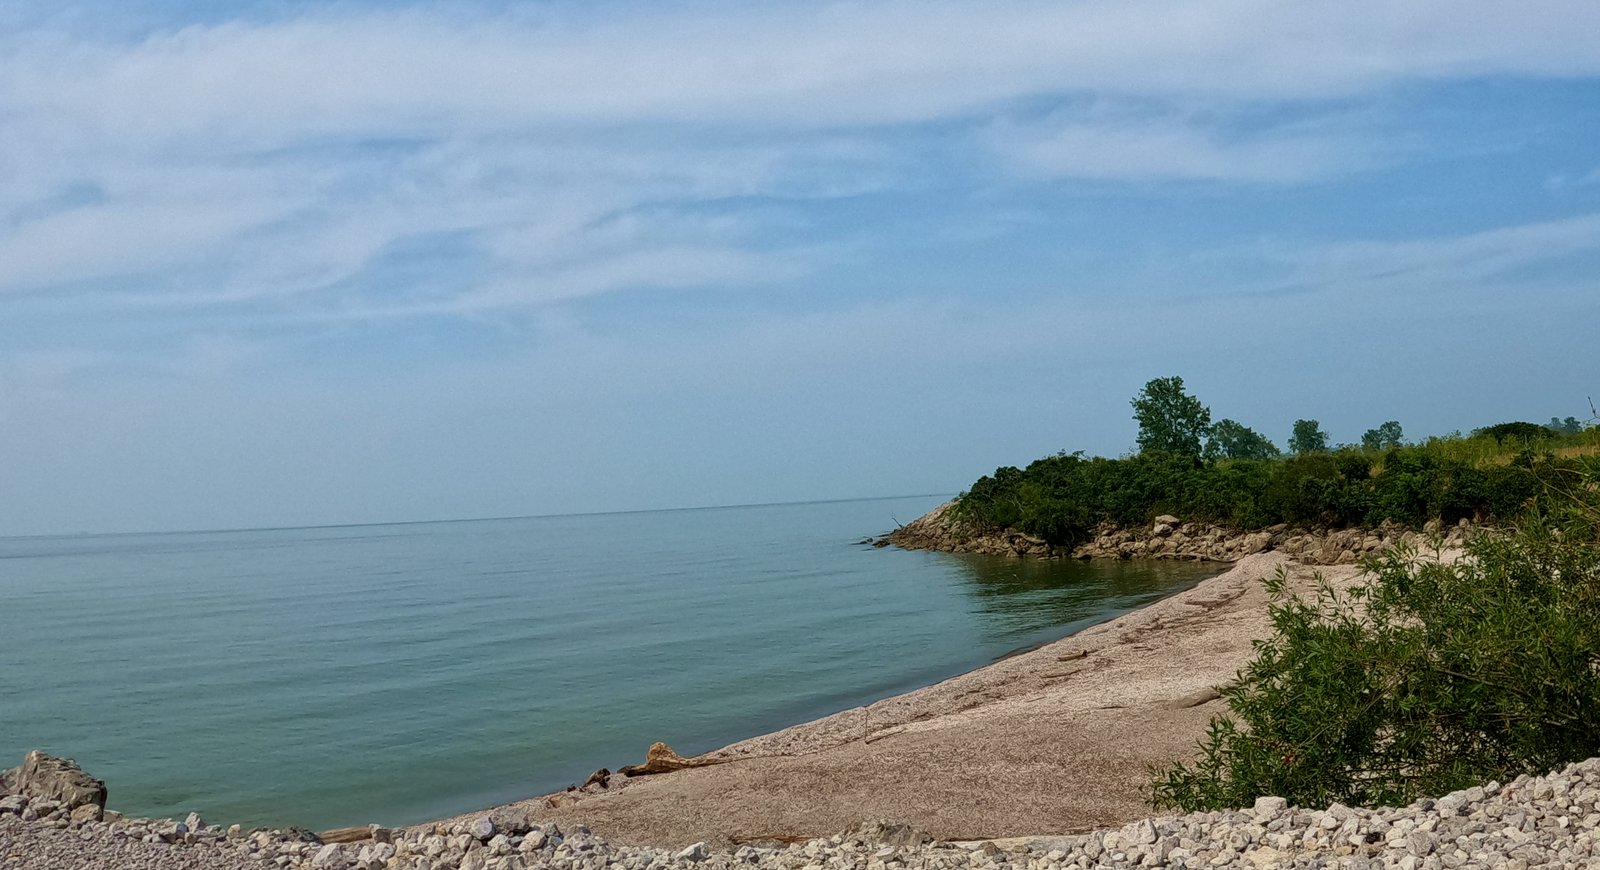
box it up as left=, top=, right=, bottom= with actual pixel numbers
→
left=10, top=757, right=1600, bottom=869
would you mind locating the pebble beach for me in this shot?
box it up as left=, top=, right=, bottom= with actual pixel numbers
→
left=7, top=758, right=1600, bottom=869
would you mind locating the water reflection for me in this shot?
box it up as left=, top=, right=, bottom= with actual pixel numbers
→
left=936, top=552, right=1224, bottom=647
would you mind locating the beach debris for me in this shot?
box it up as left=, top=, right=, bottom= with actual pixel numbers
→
left=617, top=741, right=729, bottom=777
left=584, top=767, right=611, bottom=789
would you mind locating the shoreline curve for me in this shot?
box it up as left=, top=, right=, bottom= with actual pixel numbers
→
left=418, top=549, right=1370, bottom=847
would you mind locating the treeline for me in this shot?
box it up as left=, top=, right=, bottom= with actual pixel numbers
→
left=953, top=377, right=1597, bottom=546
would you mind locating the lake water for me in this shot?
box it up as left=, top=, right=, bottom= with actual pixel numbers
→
left=0, top=496, right=1218, bottom=831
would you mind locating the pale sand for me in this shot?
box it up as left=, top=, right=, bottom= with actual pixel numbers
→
left=430, top=552, right=1368, bottom=848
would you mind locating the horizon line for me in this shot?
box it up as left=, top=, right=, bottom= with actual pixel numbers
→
left=0, top=492, right=958, bottom=542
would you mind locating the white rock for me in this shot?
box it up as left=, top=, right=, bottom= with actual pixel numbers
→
left=1253, top=796, right=1288, bottom=818
left=470, top=815, right=497, bottom=840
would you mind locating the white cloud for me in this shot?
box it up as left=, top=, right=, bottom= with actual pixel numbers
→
left=0, top=0, right=1597, bottom=320
left=986, top=113, right=1372, bottom=182
left=4, top=1, right=1599, bottom=143
left=1275, top=213, right=1600, bottom=294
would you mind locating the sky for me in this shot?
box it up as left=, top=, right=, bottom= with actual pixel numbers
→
left=2, top=0, right=1599, bottom=535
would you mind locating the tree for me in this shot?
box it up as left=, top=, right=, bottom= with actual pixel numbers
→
left=1132, top=376, right=1211, bottom=457
left=1360, top=421, right=1404, bottom=451
left=1205, top=419, right=1281, bottom=461
left=1551, top=416, right=1584, bottom=435
left=1288, top=419, right=1329, bottom=455
left=1477, top=422, right=1551, bottom=445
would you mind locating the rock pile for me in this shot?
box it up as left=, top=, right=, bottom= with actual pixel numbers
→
left=1072, top=517, right=1473, bottom=565
left=877, top=503, right=1054, bottom=557
left=11, top=755, right=1600, bottom=869
left=881, top=503, right=1474, bottom=565
left=2, top=750, right=108, bottom=817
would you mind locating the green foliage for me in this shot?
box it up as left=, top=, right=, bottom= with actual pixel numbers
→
left=1550, top=416, right=1585, bottom=435
left=1475, top=421, right=1553, bottom=445
left=954, top=439, right=1568, bottom=548
left=1132, top=376, right=1212, bottom=458
left=956, top=376, right=1597, bottom=549
left=1205, top=419, right=1281, bottom=461
left=1360, top=421, right=1404, bottom=451
left=1153, top=460, right=1600, bottom=811
left=1289, top=419, right=1330, bottom=455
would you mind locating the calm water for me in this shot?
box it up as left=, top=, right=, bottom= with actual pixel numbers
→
left=0, top=496, right=1217, bottom=831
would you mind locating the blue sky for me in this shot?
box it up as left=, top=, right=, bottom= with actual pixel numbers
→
left=2, top=0, right=1599, bottom=535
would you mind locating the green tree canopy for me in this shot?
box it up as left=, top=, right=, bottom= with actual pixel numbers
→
left=1132, top=376, right=1211, bottom=457
left=1360, top=420, right=1404, bottom=451
left=1551, top=416, right=1585, bottom=435
left=1288, top=419, right=1330, bottom=455
left=1204, top=419, right=1281, bottom=461
left=1476, top=421, right=1551, bottom=445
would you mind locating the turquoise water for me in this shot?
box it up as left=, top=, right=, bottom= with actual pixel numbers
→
left=0, top=496, right=1217, bottom=831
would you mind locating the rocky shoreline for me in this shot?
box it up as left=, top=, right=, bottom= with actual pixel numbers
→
left=879, top=502, right=1475, bottom=565
left=9, top=748, right=1600, bottom=869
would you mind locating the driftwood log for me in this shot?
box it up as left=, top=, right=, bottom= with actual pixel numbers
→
left=617, top=742, right=729, bottom=777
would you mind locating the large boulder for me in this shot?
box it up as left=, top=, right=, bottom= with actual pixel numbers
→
left=2, top=751, right=107, bottom=811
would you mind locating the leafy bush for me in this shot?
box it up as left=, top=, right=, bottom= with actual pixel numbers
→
left=954, top=441, right=1572, bottom=547
left=956, top=378, right=1595, bottom=546
left=1475, top=421, right=1553, bottom=445
left=1152, top=459, right=1600, bottom=811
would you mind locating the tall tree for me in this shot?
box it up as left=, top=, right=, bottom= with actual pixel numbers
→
left=1205, top=419, right=1281, bottom=461
left=1132, top=376, right=1211, bottom=457
left=1288, top=419, right=1330, bottom=455
left=1361, top=421, right=1404, bottom=451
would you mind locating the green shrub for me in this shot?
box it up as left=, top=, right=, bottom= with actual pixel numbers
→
left=1475, top=421, right=1553, bottom=446
left=953, top=439, right=1576, bottom=547
left=1152, top=460, right=1600, bottom=811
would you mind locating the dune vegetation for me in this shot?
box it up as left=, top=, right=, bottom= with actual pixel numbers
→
left=952, top=376, right=1599, bottom=548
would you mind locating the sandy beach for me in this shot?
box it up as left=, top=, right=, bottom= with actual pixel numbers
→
left=427, top=551, right=1371, bottom=848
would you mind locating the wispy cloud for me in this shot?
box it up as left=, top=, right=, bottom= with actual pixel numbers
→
left=1, top=0, right=1597, bottom=322
left=6, top=1, right=1599, bottom=139
left=985, top=110, right=1377, bottom=183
